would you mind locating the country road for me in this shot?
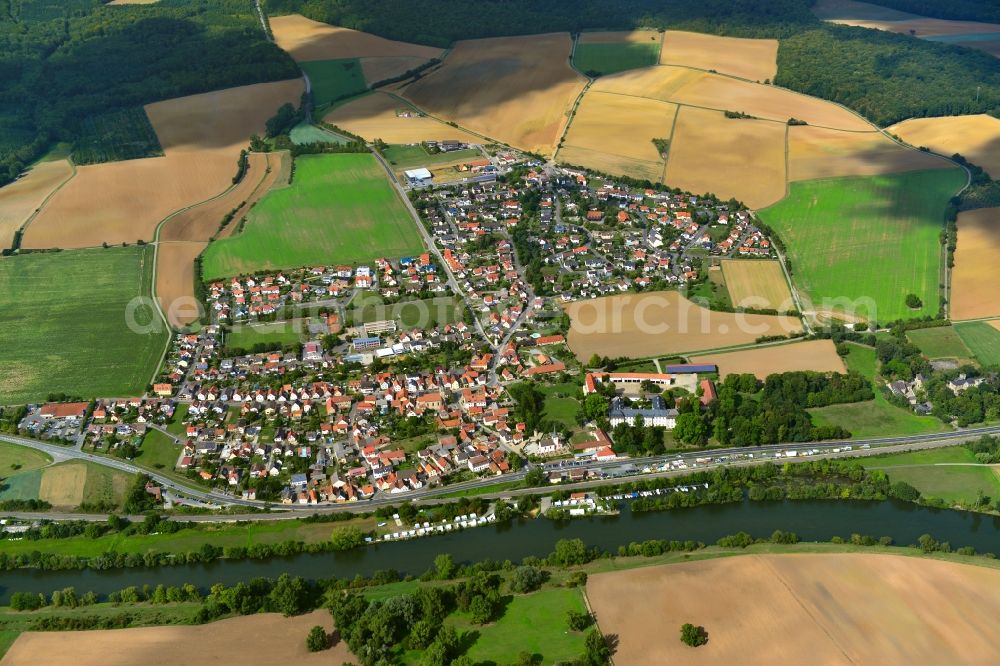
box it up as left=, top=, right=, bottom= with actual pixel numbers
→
left=5, top=423, right=1000, bottom=523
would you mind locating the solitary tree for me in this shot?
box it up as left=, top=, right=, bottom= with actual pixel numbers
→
left=306, top=625, right=328, bottom=652
left=680, top=623, right=708, bottom=647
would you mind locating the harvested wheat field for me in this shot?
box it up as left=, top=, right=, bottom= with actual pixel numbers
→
left=950, top=208, right=1000, bottom=321
left=788, top=125, right=948, bottom=181
left=326, top=92, right=482, bottom=144
left=37, top=462, right=87, bottom=507
left=889, top=115, right=1000, bottom=179
left=660, top=31, right=778, bottom=82
left=691, top=339, right=844, bottom=379
left=3, top=611, right=352, bottom=666
left=664, top=107, right=786, bottom=208
left=588, top=553, right=1000, bottom=665
left=156, top=241, right=207, bottom=327
left=404, top=33, right=586, bottom=155
left=564, top=290, right=802, bottom=360
left=593, top=66, right=870, bottom=131
left=272, top=13, right=440, bottom=63
left=579, top=30, right=661, bottom=45
left=22, top=80, right=302, bottom=249
left=720, top=259, right=794, bottom=310
left=361, top=56, right=432, bottom=86
left=0, top=159, right=73, bottom=248
left=558, top=91, right=676, bottom=181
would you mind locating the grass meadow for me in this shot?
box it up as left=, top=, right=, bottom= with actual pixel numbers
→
left=574, top=42, right=661, bottom=76
left=201, top=153, right=424, bottom=279
left=300, top=58, right=367, bottom=109
left=864, top=446, right=1000, bottom=505
left=0, top=246, right=168, bottom=404
left=225, top=320, right=305, bottom=350
left=381, top=144, right=480, bottom=169
left=954, top=321, right=1000, bottom=367
left=808, top=343, right=946, bottom=438
left=906, top=326, right=975, bottom=360
left=759, top=169, right=965, bottom=323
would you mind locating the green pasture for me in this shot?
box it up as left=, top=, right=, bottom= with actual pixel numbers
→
left=574, top=40, right=661, bottom=76
left=954, top=321, right=1000, bottom=367
left=300, top=58, right=367, bottom=109
left=906, top=326, right=975, bottom=361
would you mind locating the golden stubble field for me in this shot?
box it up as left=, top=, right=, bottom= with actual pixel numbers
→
left=691, top=339, right=846, bottom=378
left=3, top=611, right=352, bottom=666
left=403, top=33, right=586, bottom=155
left=889, top=114, right=1000, bottom=178
left=156, top=241, right=207, bottom=328
left=720, top=259, right=794, bottom=310
left=326, top=92, right=482, bottom=144
left=660, top=31, right=778, bottom=82
left=788, top=125, right=948, bottom=181
left=0, top=159, right=73, bottom=249
left=271, top=13, right=441, bottom=62
left=564, top=291, right=802, bottom=360
left=587, top=554, right=1000, bottom=665
left=664, top=107, right=786, bottom=208
left=558, top=91, right=676, bottom=181
left=21, top=79, right=303, bottom=250
left=950, top=207, right=1000, bottom=321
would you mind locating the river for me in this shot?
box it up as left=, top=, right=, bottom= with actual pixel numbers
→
left=2, top=499, right=999, bottom=602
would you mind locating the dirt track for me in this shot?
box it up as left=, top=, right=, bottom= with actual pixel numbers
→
left=587, top=553, right=1000, bottom=665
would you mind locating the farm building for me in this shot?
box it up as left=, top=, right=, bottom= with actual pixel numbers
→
left=404, top=168, right=433, bottom=186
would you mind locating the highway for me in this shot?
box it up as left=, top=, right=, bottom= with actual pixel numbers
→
left=5, top=423, right=1000, bottom=523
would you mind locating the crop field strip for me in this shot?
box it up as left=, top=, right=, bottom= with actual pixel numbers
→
left=0, top=158, right=74, bottom=249
left=954, top=321, right=1000, bottom=367
left=0, top=246, right=168, bottom=404
left=690, top=339, right=846, bottom=379
left=325, top=91, right=483, bottom=145
left=905, top=326, right=976, bottom=362
left=201, top=153, right=425, bottom=280
left=950, top=208, right=1000, bottom=321
left=573, top=31, right=663, bottom=76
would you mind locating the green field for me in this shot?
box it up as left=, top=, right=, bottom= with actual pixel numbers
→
left=225, top=320, right=305, bottom=350
left=0, top=246, right=168, bottom=404
left=573, top=40, right=661, bottom=76
left=381, top=144, right=481, bottom=169
left=71, top=106, right=163, bottom=165
left=0, top=440, right=52, bottom=474
left=79, top=461, right=135, bottom=508
left=906, top=326, right=975, bottom=360
left=865, top=445, right=1000, bottom=505
left=808, top=343, right=947, bottom=438
left=137, top=430, right=183, bottom=472
left=759, top=169, right=965, bottom=323
left=351, top=295, right=462, bottom=329
left=954, top=321, right=1000, bottom=367
left=300, top=58, right=367, bottom=109
left=539, top=381, right=583, bottom=429
left=862, top=446, right=977, bottom=467
left=202, top=153, right=425, bottom=279
left=289, top=118, right=348, bottom=145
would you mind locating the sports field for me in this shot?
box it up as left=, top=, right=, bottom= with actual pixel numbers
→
left=906, top=326, right=975, bottom=361
left=574, top=32, right=661, bottom=76
left=720, top=259, right=794, bottom=311
left=950, top=208, right=1000, bottom=321
left=660, top=31, right=778, bottom=82
left=300, top=58, right=367, bottom=109
left=759, top=169, right=965, bottom=323
left=201, top=153, right=424, bottom=279
left=588, top=554, right=1000, bottom=664
left=0, top=246, right=167, bottom=404
left=955, top=321, right=1000, bottom=367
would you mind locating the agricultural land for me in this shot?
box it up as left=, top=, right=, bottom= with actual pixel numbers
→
left=759, top=169, right=966, bottom=323
left=954, top=321, right=1000, bottom=367
left=564, top=291, right=803, bottom=361
left=403, top=33, right=586, bottom=155
left=588, top=554, right=1000, bottom=664
left=0, top=158, right=73, bottom=249
left=20, top=79, right=303, bottom=250
left=325, top=92, right=482, bottom=145
left=573, top=31, right=662, bottom=76
left=201, top=153, right=423, bottom=279
left=0, top=246, right=167, bottom=404
left=905, top=326, right=976, bottom=363
left=889, top=114, right=1000, bottom=179
left=659, top=30, right=778, bottom=82
left=299, top=59, right=367, bottom=109
left=862, top=446, right=1000, bottom=506
left=720, top=259, right=794, bottom=311
left=950, top=208, right=1000, bottom=321
left=690, top=339, right=846, bottom=379
left=787, top=125, right=947, bottom=181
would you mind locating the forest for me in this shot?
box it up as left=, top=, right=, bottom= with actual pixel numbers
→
left=0, top=0, right=299, bottom=186
left=266, top=0, right=1000, bottom=128
left=866, top=0, right=1000, bottom=22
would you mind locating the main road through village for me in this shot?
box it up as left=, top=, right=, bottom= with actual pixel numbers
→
left=5, top=424, right=1000, bottom=524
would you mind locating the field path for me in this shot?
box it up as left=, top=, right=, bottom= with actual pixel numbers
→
left=13, top=159, right=77, bottom=247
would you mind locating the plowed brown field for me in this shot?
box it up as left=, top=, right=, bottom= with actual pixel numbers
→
left=720, top=259, right=794, bottom=310
left=21, top=79, right=302, bottom=249
left=588, top=554, right=1000, bottom=665
left=564, top=290, right=802, bottom=360
left=889, top=114, right=1000, bottom=179
left=690, top=339, right=845, bottom=378
left=403, top=33, right=586, bottom=155
left=660, top=31, right=778, bottom=82
left=788, top=125, right=948, bottom=180
left=271, top=13, right=441, bottom=62
left=4, top=611, right=352, bottom=666
left=325, top=91, right=482, bottom=144
left=0, top=159, right=73, bottom=248
left=950, top=207, right=1000, bottom=321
